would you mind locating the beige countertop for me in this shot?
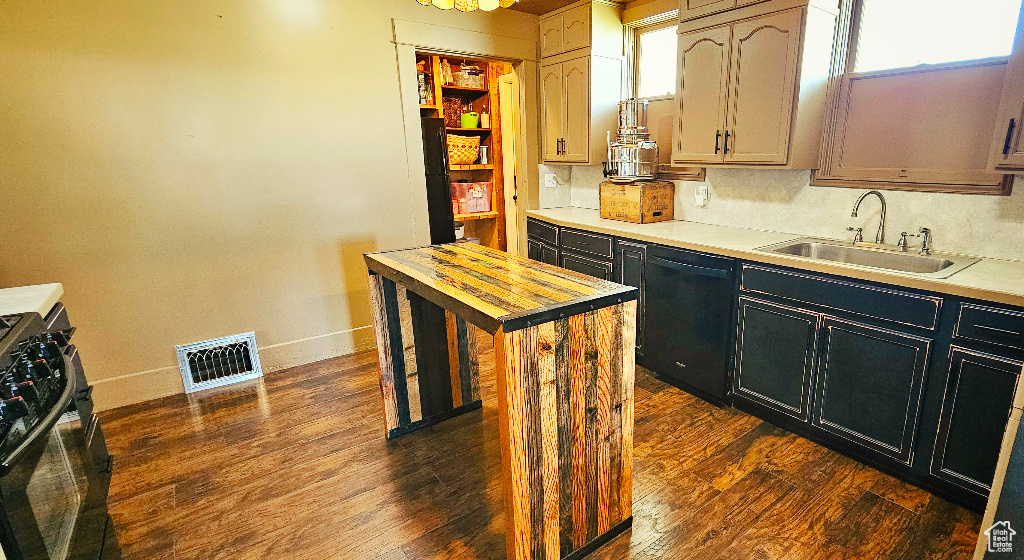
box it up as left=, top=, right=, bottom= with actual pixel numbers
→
left=528, top=207, right=1024, bottom=308
left=0, top=283, right=63, bottom=317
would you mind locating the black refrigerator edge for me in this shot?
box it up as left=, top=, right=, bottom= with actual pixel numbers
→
left=421, top=117, right=457, bottom=245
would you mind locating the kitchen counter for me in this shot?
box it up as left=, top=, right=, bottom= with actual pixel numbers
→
left=364, top=242, right=637, bottom=560
left=0, top=283, right=63, bottom=317
left=528, top=207, right=1024, bottom=308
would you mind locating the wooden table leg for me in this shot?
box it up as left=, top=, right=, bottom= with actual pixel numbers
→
left=368, top=271, right=483, bottom=439
left=495, top=301, right=636, bottom=560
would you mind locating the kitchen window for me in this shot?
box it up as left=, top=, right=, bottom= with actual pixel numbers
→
left=635, top=21, right=678, bottom=99
left=853, top=0, right=1022, bottom=72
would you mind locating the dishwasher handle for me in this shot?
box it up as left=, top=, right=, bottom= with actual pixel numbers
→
left=648, top=255, right=731, bottom=279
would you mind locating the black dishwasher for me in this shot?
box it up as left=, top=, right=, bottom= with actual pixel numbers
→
left=642, top=245, right=736, bottom=403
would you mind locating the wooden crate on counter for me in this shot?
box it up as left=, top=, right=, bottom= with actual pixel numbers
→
left=600, top=180, right=675, bottom=224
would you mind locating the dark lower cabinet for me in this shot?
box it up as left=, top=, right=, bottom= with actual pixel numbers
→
left=560, top=250, right=613, bottom=280
left=527, top=239, right=558, bottom=266
left=812, top=317, right=932, bottom=465
left=931, top=347, right=1022, bottom=496
left=616, top=241, right=646, bottom=351
left=734, top=298, right=818, bottom=421
left=643, top=247, right=735, bottom=401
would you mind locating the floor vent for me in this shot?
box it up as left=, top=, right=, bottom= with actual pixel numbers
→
left=176, top=332, right=263, bottom=393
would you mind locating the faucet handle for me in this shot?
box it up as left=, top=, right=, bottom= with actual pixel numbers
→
left=898, top=232, right=910, bottom=252
left=846, top=227, right=863, bottom=245
left=918, top=227, right=933, bottom=255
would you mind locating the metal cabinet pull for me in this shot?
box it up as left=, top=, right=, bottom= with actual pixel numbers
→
left=675, top=361, right=687, bottom=368
left=724, top=130, right=731, bottom=154
left=714, top=130, right=721, bottom=154
left=1003, top=118, right=1016, bottom=155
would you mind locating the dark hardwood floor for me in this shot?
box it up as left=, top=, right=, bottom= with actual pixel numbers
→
left=100, top=333, right=981, bottom=559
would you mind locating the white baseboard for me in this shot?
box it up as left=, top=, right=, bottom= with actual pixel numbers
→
left=90, top=326, right=377, bottom=412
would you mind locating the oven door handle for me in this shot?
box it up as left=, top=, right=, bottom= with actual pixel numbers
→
left=0, top=361, right=77, bottom=473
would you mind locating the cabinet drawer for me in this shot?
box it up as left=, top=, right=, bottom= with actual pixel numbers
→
left=527, top=218, right=559, bottom=245
left=955, top=303, right=1024, bottom=350
left=740, top=264, right=942, bottom=330
left=561, top=229, right=613, bottom=258
left=560, top=252, right=613, bottom=280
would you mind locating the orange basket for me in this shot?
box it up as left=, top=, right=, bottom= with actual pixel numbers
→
left=447, top=134, right=480, bottom=165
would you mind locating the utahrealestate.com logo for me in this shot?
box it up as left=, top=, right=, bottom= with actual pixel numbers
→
left=986, top=521, right=1016, bottom=553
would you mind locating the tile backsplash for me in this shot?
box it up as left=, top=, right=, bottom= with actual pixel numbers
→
left=539, top=165, right=1024, bottom=262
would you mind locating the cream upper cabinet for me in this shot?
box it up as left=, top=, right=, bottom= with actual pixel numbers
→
left=562, top=57, right=591, bottom=162
left=680, top=0, right=772, bottom=22
left=540, top=16, right=564, bottom=58
left=541, top=63, right=565, bottom=161
left=673, top=26, right=732, bottom=163
left=562, top=5, right=592, bottom=53
left=725, top=8, right=802, bottom=163
left=673, top=1, right=837, bottom=169
left=989, top=2, right=1024, bottom=170
left=540, top=4, right=592, bottom=58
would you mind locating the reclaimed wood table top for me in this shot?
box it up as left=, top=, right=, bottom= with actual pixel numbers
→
left=364, top=242, right=637, bottom=334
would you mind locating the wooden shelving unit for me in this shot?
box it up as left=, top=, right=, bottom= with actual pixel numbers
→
left=417, top=52, right=512, bottom=251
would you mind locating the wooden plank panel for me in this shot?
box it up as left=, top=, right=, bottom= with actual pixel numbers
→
left=445, top=310, right=464, bottom=408
left=568, top=313, right=589, bottom=549
left=536, top=321, right=560, bottom=560
left=583, top=309, right=599, bottom=542
left=595, top=305, right=612, bottom=534
left=620, top=300, right=637, bottom=519
left=553, top=317, right=574, bottom=557
left=455, top=317, right=479, bottom=403
left=521, top=325, right=546, bottom=560
left=367, top=273, right=400, bottom=433
left=607, top=303, right=624, bottom=526
left=382, top=278, right=412, bottom=427
left=495, top=328, right=532, bottom=559
left=397, top=286, right=422, bottom=423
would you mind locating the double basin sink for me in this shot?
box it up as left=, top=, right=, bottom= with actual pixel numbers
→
left=757, top=238, right=980, bottom=279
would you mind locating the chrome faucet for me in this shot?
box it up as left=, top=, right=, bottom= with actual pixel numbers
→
left=919, top=227, right=933, bottom=255
left=851, top=190, right=887, bottom=244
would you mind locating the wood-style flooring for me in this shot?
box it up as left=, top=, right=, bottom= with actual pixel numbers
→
left=100, top=333, right=981, bottom=560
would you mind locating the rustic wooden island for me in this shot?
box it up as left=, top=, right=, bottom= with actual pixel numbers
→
left=364, top=242, right=638, bottom=560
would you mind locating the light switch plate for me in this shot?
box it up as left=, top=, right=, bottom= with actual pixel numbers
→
left=545, top=173, right=558, bottom=189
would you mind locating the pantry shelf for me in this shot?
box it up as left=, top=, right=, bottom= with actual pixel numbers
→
left=455, top=211, right=499, bottom=221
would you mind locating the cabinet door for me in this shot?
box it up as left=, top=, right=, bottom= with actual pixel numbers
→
left=540, top=15, right=564, bottom=58
left=725, top=8, right=803, bottom=164
left=528, top=239, right=559, bottom=266
left=644, top=251, right=734, bottom=401
left=562, top=56, right=591, bottom=163
left=541, top=62, right=565, bottom=162
left=680, top=0, right=736, bottom=22
left=560, top=251, right=612, bottom=280
left=989, top=2, right=1024, bottom=169
left=931, top=347, right=1022, bottom=496
left=813, top=317, right=932, bottom=465
left=561, top=5, right=591, bottom=53
left=734, top=298, right=818, bottom=421
left=673, top=26, right=731, bottom=164
left=616, top=241, right=646, bottom=351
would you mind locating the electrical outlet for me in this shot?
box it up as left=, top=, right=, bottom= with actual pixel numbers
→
left=545, top=173, right=558, bottom=189
left=695, top=185, right=709, bottom=207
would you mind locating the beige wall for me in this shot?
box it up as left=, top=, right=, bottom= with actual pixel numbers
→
left=0, top=1, right=538, bottom=410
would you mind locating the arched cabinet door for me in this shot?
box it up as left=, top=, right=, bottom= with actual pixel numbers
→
left=725, top=7, right=803, bottom=164
left=540, top=62, right=564, bottom=162
left=561, top=56, right=591, bottom=163
left=672, top=25, right=732, bottom=164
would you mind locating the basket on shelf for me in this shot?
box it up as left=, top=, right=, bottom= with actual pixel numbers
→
left=447, top=134, right=480, bottom=165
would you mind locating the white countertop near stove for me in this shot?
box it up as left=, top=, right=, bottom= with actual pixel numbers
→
left=0, top=284, right=63, bottom=317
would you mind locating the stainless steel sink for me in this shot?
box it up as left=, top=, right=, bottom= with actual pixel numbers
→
left=756, top=238, right=980, bottom=278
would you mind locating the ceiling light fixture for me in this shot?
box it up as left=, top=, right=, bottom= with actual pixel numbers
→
left=417, top=0, right=517, bottom=12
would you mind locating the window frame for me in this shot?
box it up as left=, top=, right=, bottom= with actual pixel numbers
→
left=626, top=11, right=680, bottom=102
